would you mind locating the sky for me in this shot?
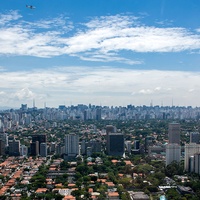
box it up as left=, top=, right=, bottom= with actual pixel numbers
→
left=1, top=0, right=200, bottom=108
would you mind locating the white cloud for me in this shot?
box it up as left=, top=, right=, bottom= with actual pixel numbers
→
left=1, top=12, right=200, bottom=63
left=14, top=88, right=35, bottom=100
left=0, top=10, right=21, bottom=25
left=0, top=67, right=199, bottom=107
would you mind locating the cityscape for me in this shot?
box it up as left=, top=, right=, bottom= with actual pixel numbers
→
left=0, top=104, right=199, bottom=199
left=1, top=0, right=200, bottom=200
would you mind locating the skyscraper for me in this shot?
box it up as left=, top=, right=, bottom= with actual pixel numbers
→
left=194, top=153, right=200, bottom=175
left=168, top=123, right=180, bottom=144
left=40, top=143, right=47, bottom=157
left=65, top=133, right=79, bottom=160
left=96, top=108, right=102, bottom=120
left=31, top=134, right=47, bottom=156
left=190, top=132, right=200, bottom=144
left=106, top=125, right=116, bottom=152
left=166, top=143, right=181, bottom=166
left=20, top=145, right=28, bottom=156
left=107, top=133, right=124, bottom=156
left=8, top=139, right=20, bottom=156
left=184, top=143, right=200, bottom=171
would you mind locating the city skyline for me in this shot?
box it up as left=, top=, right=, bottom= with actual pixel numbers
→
left=1, top=1, right=200, bottom=108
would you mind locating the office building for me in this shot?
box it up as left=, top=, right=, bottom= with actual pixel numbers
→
left=20, top=145, right=28, bottom=156
left=30, top=141, right=39, bottom=156
left=194, top=153, right=200, bottom=175
left=8, top=139, right=20, bottom=156
left=0, top=133, right=8, bottom=147
left=65, top=133, right=79, bottom=160
left=55, top=143, right=64, bottom=156
left=189, top=156, right=195, bottom=173
left=190, top=132, right=200, bottom=144
left=134, top=140, right=140, bottom=150
left=125, top=141, right=132, bottom=154
left=184, top=143, right=200, bottom=171
left=0, top=140, right=5, bottom=155
left=96, top=108, right=102, bottom=120
left=145, top=136, right=153, bottom=153
left=31, top=134, right=47, bottom=156
left=21, top=104, right=27, bottom=111
left=168, top=123, right=180, bottom=144
left=40, top=143, right=47, bottom=157
left=166, top=143, right=181, bottom=166
left=106, top=125, right=116, bottom=152
left=107, top=133, right=124, bottom=156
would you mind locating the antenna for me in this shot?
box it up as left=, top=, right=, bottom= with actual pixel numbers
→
left=150, top=100, right=153, bottom=107
left=33, top=99, right=35, bottom=108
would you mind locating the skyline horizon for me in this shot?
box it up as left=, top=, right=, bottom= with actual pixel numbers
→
left=1, top=101, right=200, bottom=110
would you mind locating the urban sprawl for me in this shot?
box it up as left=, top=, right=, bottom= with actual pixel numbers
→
left=0, top=104, right=200, bottom=199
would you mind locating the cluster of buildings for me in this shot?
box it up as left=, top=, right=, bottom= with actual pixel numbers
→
left=0, top=104, right=200, bottom=131
left=164, top=123, right=200, bottom=175
left=63, top=125, right=125, bottom=161
left=0, top=133, right=48, bottom=158
left=0, top=123, right=126, bottom=162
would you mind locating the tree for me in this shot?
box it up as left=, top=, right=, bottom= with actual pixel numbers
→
left=165, top=161, right=184, bottom=177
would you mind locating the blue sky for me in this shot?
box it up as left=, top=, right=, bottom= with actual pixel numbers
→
left=0, top=0, right=200, bottom=108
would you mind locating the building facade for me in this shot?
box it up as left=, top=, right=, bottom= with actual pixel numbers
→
left=65, top=133, right=79, bottom=160
left=168, top=123, right=180, bottom=144
left=107, top=133, right=124, bottom=156
left=166, top=143, right=181, bottom=166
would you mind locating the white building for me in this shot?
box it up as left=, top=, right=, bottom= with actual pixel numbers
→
left=20, top=145, right=28, bottom=156
left=166, top=143, right=181, bottom=166
left=65, top=133, right=79, bottom=159
left=184, top=143, right=200, bottom=171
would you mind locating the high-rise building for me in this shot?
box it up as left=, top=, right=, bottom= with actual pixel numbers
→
left=106, top=125, right=116, bottom=152
left=96, top=108, right=102, bottom=120
left=81, top=140, right=86, bottom=155
left=134, top=140, right=140, bottom=150
left=88, top=139, right=101, bottom=153
left=20, top=145, right=28, bottom=156
left=21, top=104, right=27, bottom=111
left=55, top=143, right=64, bottom=156
left=8, top=139, right=20, bottom=156
left=40, top=143, right=47, bottom=157
left=30, top=141, right=39, bottom=156
left=107, top=133, right=124, bottom=156
left=194, top=153, right=200, bottom=175
left=189, top=156, right=195, bottom=173
left=0, top=133, right=8, bottom=147
left=166, top=143, right=181, bottom=166
left=125, top=141, right=132, bottom=154
left=145, top=136, right=153, bottom=153
left=0, top=140, right=5, bottom=155
left=50, top=142, right=56, bottom=153
left=184, top=143, right=200, bottom=171
left=168, top=123, right=180, bottom=144
left=31, top=134, right=47, bottom=156
left=65, top=133, right=79, bottom=160
left=190, top=132, right=200, bottom=144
